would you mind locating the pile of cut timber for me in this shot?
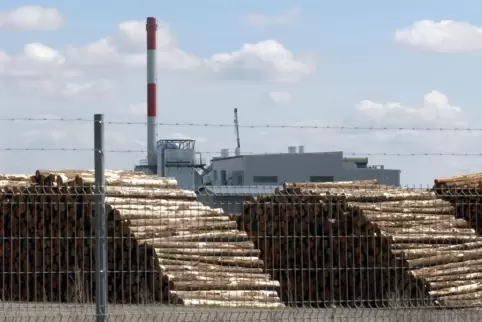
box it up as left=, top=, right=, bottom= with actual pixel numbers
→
left=0, top=170, right=283, bottom=308
left=237, top=180, right=482, bottom=308
left=434, top=173, right=482, bottom=235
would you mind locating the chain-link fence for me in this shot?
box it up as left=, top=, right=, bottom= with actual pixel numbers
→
left=2, top=116, right=482, bottom=321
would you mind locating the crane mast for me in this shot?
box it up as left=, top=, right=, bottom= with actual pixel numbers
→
left=234, top=108, right=241, bottom=156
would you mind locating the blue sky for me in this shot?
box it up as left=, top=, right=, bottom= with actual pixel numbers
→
left=3, top=0, right=476, bottom=110
left=1, top=1, right=482, bottom=184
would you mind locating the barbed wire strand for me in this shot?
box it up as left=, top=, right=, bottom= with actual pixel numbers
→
left=0, top=117, right=480, bottom=132
left=1, top=148, right=482, bottom=157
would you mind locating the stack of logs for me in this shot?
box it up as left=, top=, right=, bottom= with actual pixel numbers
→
left=0, top=170, right=284, bottom=308
left=0, top=170, right=164, bottom=303
left=434, top=173, right=482, bottom=236
left=237, top=180, right=482, bottom=308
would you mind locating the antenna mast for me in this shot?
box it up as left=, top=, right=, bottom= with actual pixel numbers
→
left=234, top=108, right=241, bottom=156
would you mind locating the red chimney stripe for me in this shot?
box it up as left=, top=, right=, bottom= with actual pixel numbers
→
left=147, top=84, right=156, bottom=117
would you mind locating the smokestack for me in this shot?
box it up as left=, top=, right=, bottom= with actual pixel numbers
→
left=146, top=17, right=157, bottom=168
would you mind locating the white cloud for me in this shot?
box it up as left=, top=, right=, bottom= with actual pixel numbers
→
left=1, top=43, right=77, bottom=80
left=61, top=80, right=115, bottom=98
left=0, top=50, right=11, bottom=64
left=206, top=40, right=315, bottom=82
left=63, top=20, right=314, bottom=82
left=65, top=20, right=200, bottom=70
left=269, top=91, right=291, bottom=105
left=244, top=8, right=300, bottom=27
left=24, top=43, right=65, bottom=64
left=0, top=5, right=64, bottom=31
left=354, top=90, right=464, bottom=127
left=395, top=20, right=482, bottom=53
left=0, top=19, right=315, bottom=97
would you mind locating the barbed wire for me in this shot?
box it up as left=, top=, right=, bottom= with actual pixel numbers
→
left=0, top=117, right=480, bottom=132
left=0, top=117, right=92, bottom=122
left=0, top=148, right=94, bottom=152
left=1, top=148, right=482, bottom=157
left=154, top=123, right=482, bottom=132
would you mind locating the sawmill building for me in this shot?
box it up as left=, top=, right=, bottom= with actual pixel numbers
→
left=197, top=147, right=401, bottom=214
left=202, top=147, right=400, bottom=186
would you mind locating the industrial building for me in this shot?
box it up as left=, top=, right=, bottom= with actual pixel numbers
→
left=135, top=142, right=401, bottom=214
left=196, top=146, right=401, bottom=214
left=202, top=146, right=400, bottom=186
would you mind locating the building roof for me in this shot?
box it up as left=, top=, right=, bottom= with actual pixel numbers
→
left=211, top=151, right=343, bottom=162
left=197, top=185, right=280, bottom=196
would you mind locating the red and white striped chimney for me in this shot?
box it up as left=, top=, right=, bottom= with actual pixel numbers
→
left=146, top=17, right=157, bottom=168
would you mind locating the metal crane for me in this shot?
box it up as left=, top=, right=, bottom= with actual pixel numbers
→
left=234, top=108, right=241, bottom=156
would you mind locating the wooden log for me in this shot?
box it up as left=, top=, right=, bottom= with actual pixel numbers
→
left=154, top=250, right=264, bottom=267
left=111, top=208, right=224, bottom=219
left=180, top=298, right=285, bottom=308
left=425, top=273, right=482, bottom=283
left=435, top=173, right=482, bottom=184
left=376, top=219, right=468, bottom=229
left=148, top=230, right=251, bottom=242
left=380, top=227, right=475, bottom=236
left=283, top=180, right=378, bottom=189
left=390, top=243, right=454, bottom=250
left=429, top=279, right=482, bottom=291
left=351, top=200, right=452, bottom=208
left=158, top=261, right=265, bottom=274
left=361, top=211, right=454, bottom=223
left=128, top=220, right=237, bottom=232
left=392, top=241, right=482, bottom=259
left=165, top=270, right=271, bottom=281
left=155, top=247, right=260, bottom=257
left=105, top=186, right=197, bottom=199
left=169, top=279, right=280, bottom=291
left=0, top=180, right=32, bottom=187
left=353, top=204, right=454, bottom=214
left=299, top=188, right=438, bottom=201
left=75, top=175, right=178, bottom=188
left=0, top=174, right=33, bottom=181
left=389, top=234, right=477, bottom=243
left=411, top=259, right=482, bottom=279
left=106, top=198, right=213, bottom=208
left=139, top=240, right=255, bottom=249
left=437, top=292, right=482, bottom=308
left=406, top=250, right=482, bottom=267
left=170, top=290, right=281, bottom=303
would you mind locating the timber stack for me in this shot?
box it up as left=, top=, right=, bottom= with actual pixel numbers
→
left=433, top=173, right=482, bottom=236
left=0, top=170, right=283, bottom=308
left=237, top=180, right=482, bottom=308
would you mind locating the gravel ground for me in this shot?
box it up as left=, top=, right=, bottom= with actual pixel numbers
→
left=0, top=303, right=481, bottom=321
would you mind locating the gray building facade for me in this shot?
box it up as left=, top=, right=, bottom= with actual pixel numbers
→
left=202, top=150, right=400, bottom=186
left=196, top=185, right=279, bottom=215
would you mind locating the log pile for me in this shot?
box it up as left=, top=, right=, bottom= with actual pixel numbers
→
left=237, top=180, right=482, bottom=309
left=434, top=173, right=482, bottom=236
left=0, top=170, right=283, bottom=308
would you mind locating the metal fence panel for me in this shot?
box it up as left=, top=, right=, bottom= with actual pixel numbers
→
left=2, top=169, right=482, bottom=321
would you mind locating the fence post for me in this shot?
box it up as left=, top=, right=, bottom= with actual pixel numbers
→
left=94, top=114, right=108, bottom=321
